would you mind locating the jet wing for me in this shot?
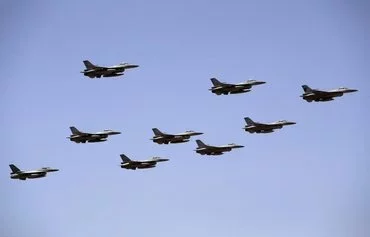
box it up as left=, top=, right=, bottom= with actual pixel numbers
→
left=105, top=70, right=119, bottom=74
left=216, top=83, right=235, bottom=88
left=87, top=137, right=106, bottom=142
left=205, top=146, right=226, bottom=151
left=130, top=161, right=143, bottom=165
left=311, top=89, right=332, bottom=95
left=93, top=66, right=109, bottom=70
left=84, top=133, right=96, bottom=136
left=126, top=160, right=155, bottom=165
left=72, top=132, right=95, bottom=137
left=161, top=133, right=176, bottom=138
left=260, top=123, right=276, bottom=128
left=140, top=160, right=157, bottom=165
left=22, top=171, right=46, bottom=174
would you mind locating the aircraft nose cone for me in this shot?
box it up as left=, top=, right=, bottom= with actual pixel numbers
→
left=128, top=64, right=139, bottom=68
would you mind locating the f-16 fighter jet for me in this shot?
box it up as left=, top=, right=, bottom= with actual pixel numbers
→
left=119, top=154, right=169, bottom=170
left=81, top=60, right=139, bottom=78
left=301, top=85, right=358, bottom=102
left=195, top=139, right=244, bottom=156
left=68, top=126, right=121, bottom=143
left=9, top=164, right=59, bottom=180
left=209, top=78, right=265, bottom=95
left=151, top=128, right=203, bottom=144
left=244, top=117, right=296, bottom=134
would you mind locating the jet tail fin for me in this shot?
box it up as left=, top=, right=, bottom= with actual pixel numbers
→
left=302, top=85, right=313, bottom=93
left=210, top=78, right=223, bottom=86
left=120, top=154, right=132, bottom=163
left=9, top=164, right=21, bottom=173
left=70, top=126, right=82, bottom=135
left=152, top=128, right=164, bottom=136
left=196, top=140, right=207, bottom=148
left=83, top=60, right=96, bottom=69
left=244, top=117, right=255, bottom=125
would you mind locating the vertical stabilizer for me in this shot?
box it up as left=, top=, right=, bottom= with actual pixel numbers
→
left=152, top=128, right=164, bottom=136
left=70, top=126, right=82, bottom=135
left=9, top=164, right=21, bottom=173
left=83, top=60, right=96, bottom=69
left=210, top=78, right=223, bottom=86
left=196, top=140, right=207, bottom=148
left=302, top=85, right=313, bottom=93
left=120, top=154, right=132, bottom=163
left=244, top=117, right=255, bottom=125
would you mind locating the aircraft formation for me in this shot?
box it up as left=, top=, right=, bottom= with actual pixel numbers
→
left=9, top=60, right=358, bottom=180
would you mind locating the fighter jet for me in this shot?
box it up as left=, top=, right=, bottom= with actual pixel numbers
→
left=9, top=164, right=59, bottom=180
left=301, top=85, right=358, bottom=102
left=81, top=60, right=139, bottom=78
left=209, top=78, right=266, bottom=95
left=195, top=139, right=244, bottom=156
left=119, top=154, right=169, bottom=170
left=67, top=126, right=121, bottom=143
left=244, top=117, right=296, bottom=134
left=151, top=128, right=203, bottom=144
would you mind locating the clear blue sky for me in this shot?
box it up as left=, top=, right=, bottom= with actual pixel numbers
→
left=1, top=1, right=369, bottom=237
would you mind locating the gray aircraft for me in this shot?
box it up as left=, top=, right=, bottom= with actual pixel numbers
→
left=151, top=128, right=203, bottom=144
left=67, top=126, right=121, bottom=143
left=9, top=164, right=59, bottom=180
left=301, top=85, right=358, bottom=102
left=209, top=78, right=266, bottom=95
left=81, top=60, right=139, bottom=78
left=195, top=139, right=244, bottom=156
left=119, top=154, right=169, bottom=170
left=244, top=117, right=296, bottom=134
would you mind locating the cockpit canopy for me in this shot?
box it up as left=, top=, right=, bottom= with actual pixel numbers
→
left=338, top=87, right=348, bottom=90
left=185, top=130, right=194, bottom=133
left=103, top=129, right=113, bottom=132
left=277, top=120, right=288, bottom=123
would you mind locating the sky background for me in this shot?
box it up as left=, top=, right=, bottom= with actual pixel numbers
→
left=0, top=0, right=369, bottom=237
